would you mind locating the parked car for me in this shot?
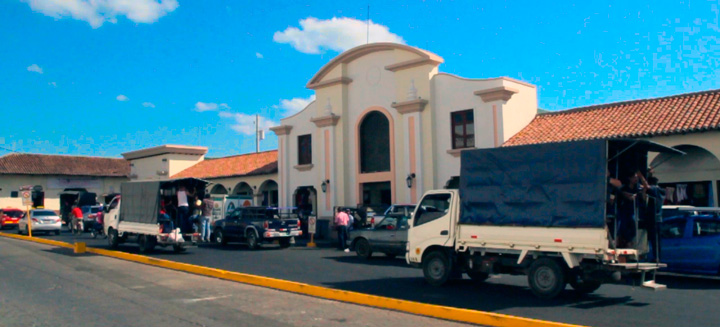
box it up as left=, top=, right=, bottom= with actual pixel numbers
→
left=368, top=204, right=416, bottom=227
left=18, top=209, right=61, bottom=235
left=349, top=213, right=410, bottom=259
left=80, top=205, right=104, bottom=232
left=1, top=208, right=24, bottom=229
left=212, top=206, right=301, bottom=249
left=659, top=211, right=720, bottom=275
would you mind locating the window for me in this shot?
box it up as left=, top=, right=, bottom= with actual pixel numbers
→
left=661, top=219, right=686, bottom=239
left=10, top=191, right=18, bottom=198
left=360, top=111, right=390, bottom=173
left=451, top=109, right=474, bottom=149
left=298, top=134, right=312, bottom=165
left=414, top=193, right=452, bottom=227
left=693, top=219, right=720, bottom=237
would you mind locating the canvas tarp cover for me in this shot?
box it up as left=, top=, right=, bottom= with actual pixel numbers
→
left=459, top=140, right=607, bottom=228
left=120, top=181, right=160, bottom=224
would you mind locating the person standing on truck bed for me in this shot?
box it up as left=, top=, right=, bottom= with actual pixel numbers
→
left=617, top=171, right=647, bottom=248
left=177, top=186, right=195, bottom=234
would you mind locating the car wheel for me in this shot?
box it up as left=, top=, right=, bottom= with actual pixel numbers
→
left=108, top=228, right=119, bottom=249
left=246, top=230, right=259, bottom=250
left=467, top=271, right=490, bottom=283
left=528, top=258, right=567, bottom=299
left=423, top=250, right=451, bottom=287
left=214, top=229, right=227, bottom=245
left=354, top=239, right=372, bottom=259
left=279, top=238, right=291, bottom=248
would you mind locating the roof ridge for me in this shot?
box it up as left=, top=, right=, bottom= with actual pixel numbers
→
left=0, top=152, right=125, bottom=160
left=540, top=88, right=720, bottom=116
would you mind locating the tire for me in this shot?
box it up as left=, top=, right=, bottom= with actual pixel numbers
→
left=354, top=239, right=372, bottom=259
left=383, top=253, right=397, bottom=259
left=528, top=258, right=567, bottom=299
left=215, top=229, right=227, bottom=246
left=279, top=238, right=291, bottom=248
left=568, top=273, right=602, bottom=294
left=423, top=250, right=451, bottom=287
left=246, top=230, right=259, bottom=250
left=137, top=235, right=152, bottom=253
left=173, top=245, right=186, bottom=253
left=108, top=228, right=119, bottom=249
left=467, top=271, right=490, bottom=283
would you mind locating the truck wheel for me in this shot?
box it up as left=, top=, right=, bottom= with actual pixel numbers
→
left=423, top=250, right=451, bottom=287
left=279, top=238, right=291, bottom=248
left=467, top=271, right=490, bottom=283
left=108, top=228, right=119, bottom=249
left=246, top=230, right=259, bottom=250
left=528, top=258, right=567, bottom=299
left=215, top=229, right=227, bottom=246
left=354, top=239, right=372, bottom=259
left=137, top=235, right=154, bottom=253
left=568, top=274, right=601, bottom=294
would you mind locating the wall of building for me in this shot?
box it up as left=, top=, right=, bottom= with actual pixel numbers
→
left=130, top=153, right=204, bottom=180
left=0, top=175, right=126, bottom=211
left=205, top=173, right=279, bottom=205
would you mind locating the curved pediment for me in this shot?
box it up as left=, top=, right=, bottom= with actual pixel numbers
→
left=306, top=43, right=443, bottom=89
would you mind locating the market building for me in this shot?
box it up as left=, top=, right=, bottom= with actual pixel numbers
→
left=505, top=88, right=720, bottom=207
left=271, top=43, right=539, bottom=225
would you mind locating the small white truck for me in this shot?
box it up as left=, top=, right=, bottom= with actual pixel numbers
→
left=407, top=139, right=683, bottom=299
left=104, top=178, right=208, bottom=253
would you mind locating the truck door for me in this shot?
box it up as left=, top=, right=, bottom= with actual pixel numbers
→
left=408, top=192, right=453, bottom=259
left=659, top=218, right=688, bottom=271
left=687, top=218, right=720, bottom=272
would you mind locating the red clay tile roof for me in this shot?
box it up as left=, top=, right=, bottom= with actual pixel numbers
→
left=505, top=89, right=720, bottom=146
left=172, top=150, right=278, bottom=179
left=0, top=153, right=130, bottom=177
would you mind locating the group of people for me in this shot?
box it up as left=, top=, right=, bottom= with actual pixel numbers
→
left=607, top=168, right=666, bottom=254
left=159, top=186, right=214, bottom=242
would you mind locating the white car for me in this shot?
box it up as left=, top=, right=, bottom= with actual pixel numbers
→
left=18, top=209, right=61, bottom=235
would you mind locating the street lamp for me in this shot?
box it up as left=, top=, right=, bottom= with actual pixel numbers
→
left=321, top=179, right=330, bottom=193
left=406, top=173, right=416, bottom=188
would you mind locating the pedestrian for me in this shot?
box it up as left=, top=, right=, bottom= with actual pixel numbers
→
left=71, top=204, right=83, bottom=232
left=176, top=186, right=195, bottom=233
left=334, top=208, right=350, bottom=252
left=201, top=194, right=214, bottom=242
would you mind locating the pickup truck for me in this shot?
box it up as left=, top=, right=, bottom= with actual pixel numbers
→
left=104, top=178, right=207, bottom=253
left=407, top=139, right=683, bottom=299
left=212, top=206, right=301, bottom=249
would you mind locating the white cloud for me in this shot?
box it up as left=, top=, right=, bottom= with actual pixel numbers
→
left=273, top=94, right=315, bottom=115
left=219, top=112, right=277, bottom=136
left=142, top=102, right=155, bottom=108
left=23, top=0, right=179, bottom=28
left=116, top=94, right=129, bottom=101
left=255, top=52, right=264, bottom=59
left=273, top=17, right=405, bottom=54
left=195, top=102, right=230, bottom=112
left=27, top=64, right=43, bottom=74
left=48, top=82, right=57, bottom=87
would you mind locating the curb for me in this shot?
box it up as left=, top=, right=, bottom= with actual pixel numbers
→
left=0, top=232, right=585, bottom=327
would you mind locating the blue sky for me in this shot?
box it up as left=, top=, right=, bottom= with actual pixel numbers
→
left=1, top=0, right=719, bottom=158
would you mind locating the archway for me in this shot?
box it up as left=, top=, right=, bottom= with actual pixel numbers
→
left=359, top=111, right=391, bottom=173
left=209, top=184, right=228, bottom=195
left=355, top=107, right=395, bottom=207
left=258, top=180, right=279, bottom=207
left=651, top=144, right=720, bottom=206
left=232, top=182, right=253, bottom=196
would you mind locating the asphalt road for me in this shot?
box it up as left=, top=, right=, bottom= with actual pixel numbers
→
left=0, top=236, right=473, bottom=327
left=22, top=228, right=720, bottom=327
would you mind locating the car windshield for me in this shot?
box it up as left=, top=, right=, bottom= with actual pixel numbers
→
left=33, top=211, right=56, bottom=216
left=4, top=211, right=23, bottom=218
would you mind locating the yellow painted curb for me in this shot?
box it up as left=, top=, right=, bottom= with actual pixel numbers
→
left=0, top=232, right=585, bottom=327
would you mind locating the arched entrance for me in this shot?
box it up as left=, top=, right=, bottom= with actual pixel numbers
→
left=232, top=182, right=253, bottom=196
left=651, top=144, right=720, bottom=206
left=258, top=180, right=279, bottom=207
left=356, top=107, right=395, bottom=209
left=209, top=184, right=228, bottom=195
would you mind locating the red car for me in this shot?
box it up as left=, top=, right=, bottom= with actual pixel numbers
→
left=1, top=208, right=24, bottom=229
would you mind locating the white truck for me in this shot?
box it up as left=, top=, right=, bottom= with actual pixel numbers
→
left=104, top=178, right=208, bottom=253
left=407, top=139, right=683, bottom=299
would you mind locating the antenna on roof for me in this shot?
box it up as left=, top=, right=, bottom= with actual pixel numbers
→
left=366, top=4, right=370, bottom=44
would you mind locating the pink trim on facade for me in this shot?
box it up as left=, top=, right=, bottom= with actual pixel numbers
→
left=354, top=106, right=396, bottom=205
left=492, top=105, right=499, bottom=147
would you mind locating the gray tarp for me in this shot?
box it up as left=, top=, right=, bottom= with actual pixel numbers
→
left=459, top=140, right=607, bottom=228
left=120, top=181, right=161, bottom=224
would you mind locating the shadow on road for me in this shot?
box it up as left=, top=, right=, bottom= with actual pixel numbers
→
left=656, top=275, right=720, bottom=290
left=323, top=255, right=412, bottom=268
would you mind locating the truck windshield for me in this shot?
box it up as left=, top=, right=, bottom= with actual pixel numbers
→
left=414, top=194, right=451, bottom=227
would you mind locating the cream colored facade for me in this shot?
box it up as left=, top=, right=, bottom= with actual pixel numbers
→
left=272, top=43, right=539, bottom=221
left=205, top=174, right=279, bottom=207
left=122, top=145, right=207, bottom=180
left=0, top=175, right=125, bottom=211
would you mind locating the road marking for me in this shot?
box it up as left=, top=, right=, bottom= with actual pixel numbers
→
left=0, top=232, right=585, bottom=327
left=180, top=295, right=232, bottom=303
